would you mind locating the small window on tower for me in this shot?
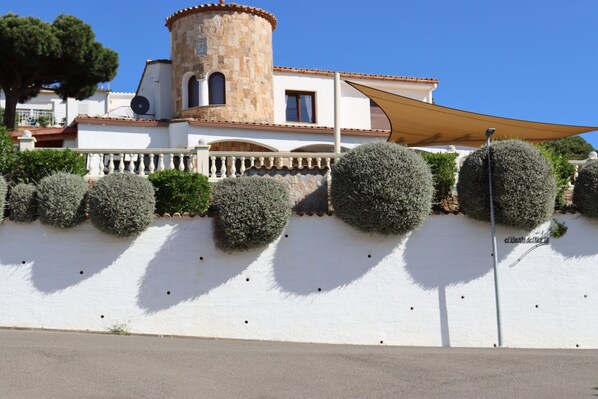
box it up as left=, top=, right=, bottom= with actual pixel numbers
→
left=209, top=73, right=226, bottom=105
left=285, top=91, right=315, bottom=123
left=188, top=76, right=199, bottom=108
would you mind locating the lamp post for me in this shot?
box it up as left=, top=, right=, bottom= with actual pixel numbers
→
left=486, top=128, right=503, bottom=348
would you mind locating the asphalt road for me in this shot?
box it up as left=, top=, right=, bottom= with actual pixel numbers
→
left=0, top=329, right=596, bottom=399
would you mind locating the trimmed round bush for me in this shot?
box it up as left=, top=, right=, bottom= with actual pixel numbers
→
left=9, top=183, right=38, bottom=222
left=37, top=172, right=87, bottom=228
left=148, top=169, right=211, bottom=216
left=89, top=173, right=155, bottom=237
left=573, top=160, right=598, bottom=218
left=331, top=142, right=433, bottom=235
left=0, top=175, right=7, bottom=223
left=213, top=177, right=291, bottom=252
left=457, top=140, right=556, bottom=230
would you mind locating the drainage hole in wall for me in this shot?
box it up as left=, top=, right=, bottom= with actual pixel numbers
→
left=535, top=304, right=539, bottom=308
left=410, top=307, right=414, bottom=311
left=576, top=344, right=580, bottom=348
left=318, top=288, right=322, bottom=292
left=167, top=291, right=171, bottom=295
left=285, top=234, right=289, bottom=238
left=461, top=295, right=465, bottom=299
left=21, top=261, right=26, bottom=265
left=246, top=278, right=250, bottom=282
left=199, top=257, right=204, bottom=261
left=380, top=341, right=384, bottom=344
left=245, top=320, right=248, bottom=324
left=584, top=294, right=588, bottom=298
left=493, top=343, right=497, bottom=348
left=100, top=315, right=104, bottom=319
left=368, top=254, right=372, bottom=258
left=80, top=271, right=84, bottom=275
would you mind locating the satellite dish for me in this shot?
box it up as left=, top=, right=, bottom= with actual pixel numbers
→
left=131, top=96, right=150, bottom=115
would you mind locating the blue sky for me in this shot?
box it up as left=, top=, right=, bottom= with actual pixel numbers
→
left=1, top=0, right=597, bottom=147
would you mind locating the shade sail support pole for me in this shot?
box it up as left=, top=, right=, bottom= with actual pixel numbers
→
left=334, top=72, right=341, bottom=155
left=486, top=128, right=504, bottom=348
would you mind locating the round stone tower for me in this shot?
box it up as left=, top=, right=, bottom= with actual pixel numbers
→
left=166, top=2, right=277, bottom=123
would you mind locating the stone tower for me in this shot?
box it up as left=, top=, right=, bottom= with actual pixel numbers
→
left=166, top=2, right=277, bottom=123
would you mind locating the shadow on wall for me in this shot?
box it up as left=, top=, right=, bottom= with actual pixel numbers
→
left=136, top=219, right=262, bottom=314
left=272, top=217, right=403, bottom=296
left=0, top=221, right=135, bottom=293
left=403, top=215, right=518, bottom=347
left=550, top=215, right=598, bottom=259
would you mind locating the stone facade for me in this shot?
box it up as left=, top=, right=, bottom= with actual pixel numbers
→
left=170, top=9, right=274, bottom=123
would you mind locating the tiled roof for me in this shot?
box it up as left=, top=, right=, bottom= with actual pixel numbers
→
left=76, top=116, right=389, bottom=138
left=166, top=3, right=277, bottom=31
left=273, top=66, right=439, bottom=84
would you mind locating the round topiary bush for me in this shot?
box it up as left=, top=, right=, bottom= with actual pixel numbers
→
left=213, top=177, right=291, bottom=252
left=573, top=160, right=598, bottom=219
left=89, top=173, right=155, bottom=237
left=9, top=183, right=38, bottom=222
left=148, top=169, right=211, bottom=216
left=37, top=172, right=87, bottom=228
left=331, top=142, right=433, bottom=235
left=457, top=139, right=556, bottom=230
left=0, top=175, right=7, bottom=223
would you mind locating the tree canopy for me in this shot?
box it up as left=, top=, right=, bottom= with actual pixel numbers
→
left=0, top=13, right=118, bottom=130
left=540, top=136, right=596, bottom=160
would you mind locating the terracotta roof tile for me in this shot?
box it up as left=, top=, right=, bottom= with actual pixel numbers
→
left=166, top=3, right=277, bottom=31
left=273, top=66, right=438, bottom=84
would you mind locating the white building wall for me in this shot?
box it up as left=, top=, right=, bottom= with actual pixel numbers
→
left=76, top=123, right=170, bottom=149
left=0, top=214, right=595, bottom=349
left=136, top=63, right=173, bottom=120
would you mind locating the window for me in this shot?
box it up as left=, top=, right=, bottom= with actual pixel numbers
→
left=188, top=76, right=199, bottom=108
left=285, top=91, right=315, bottom=123
left=209, top=73, right=226, bottom=105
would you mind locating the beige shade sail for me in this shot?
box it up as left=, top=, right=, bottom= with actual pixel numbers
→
left=348, top=81, right=598, bottom=147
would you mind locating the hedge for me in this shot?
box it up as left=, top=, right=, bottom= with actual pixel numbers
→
left=148, top=169, right=211, bottom=216
left=9, top=149, right=87, bottom=184
left=457, top=140, right=556, bottom=230
left=331, top=142, right=433, bottom=235
left=37, top=172, right=88, bottom=228
left=0, top=175, right=6, bottom=223
left=89, top=173, right=155, bottom=237
left=8, top=183, right=37, bottom=222
left=573, top=161, right=598, bottom=219
left=213, top=177, right=291, bottom=252
left=537, top=145, right=575, bottom=210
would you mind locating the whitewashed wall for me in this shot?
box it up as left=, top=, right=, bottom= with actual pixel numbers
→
left=0, top=215, right=596, bottom=349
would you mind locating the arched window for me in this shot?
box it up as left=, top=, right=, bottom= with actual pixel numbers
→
left=188, top=76, right=199, bottom=108
left=208, top=73, right=226, bottom=105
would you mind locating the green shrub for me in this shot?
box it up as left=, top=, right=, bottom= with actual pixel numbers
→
left=457, top=140, right=556, bottom=230
left=421, top=152, right=458, bottom=207
left=89, top=173, right=155, bottom=237
left=36, top=114, right=51, bottom=127
left=37, top=172, right=87, bottom=228
left=542, top=136, right=595, bottom=160
left=537, top=145, right=575, bottom=210
left=148, top=169, right=210, bottom=216
left=8, top=183, right=37, bottom=222
left=213, top=177, right=291, bottom=252
left=331, top=142, right=433, bottom=235
left=573, top=161, right=598, bottom=219
left=9, top=149, right=87, bottom=184
left=0, top=175, right=7, bottom=223
left=0, top=125, right=16, bottom=177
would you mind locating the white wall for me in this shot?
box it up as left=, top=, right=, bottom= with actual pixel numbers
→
left=137, top=63, right=173, bottom=120
left=77, top=123, right=170, bottom=149
left=0, top=215, right=596, bottom=349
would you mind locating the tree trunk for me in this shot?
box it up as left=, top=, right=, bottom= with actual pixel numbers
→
left=3, top=92, right=18, bottom=131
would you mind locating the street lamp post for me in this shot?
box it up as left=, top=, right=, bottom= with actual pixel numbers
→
left=486, top=128, right=503, bottom=348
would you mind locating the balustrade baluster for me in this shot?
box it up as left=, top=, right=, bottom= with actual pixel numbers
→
left=317, top=157, right=322, bottom=168
left=148, top=154, right=155, bottom=174
left=129, top=154, right=136, bottom=174
left=325, top=158, right=331, bottom=169
left=119, top=154, right=125, bottom=173
left=230, top=156, right=237, bottom=178
left=108, top=154, right=115, bottom=174
left=98, top=154, right=105, bottom=176
left=269, top=157, right=274, bottom=169
left=191, top=154, right=197, bottom=173
left=250, top=157, right=255, bottom=169
left=210, top=156, right=217, bottom=178
left=138, top=154, right=146, bottom=177
left=178, top=154, right=185, bottom=171
left=158, top=153, right=165, bottom=171
left=259, top=157, right=265, bottom=168
left=220, top=156, right=227, bottom=178
left=298, top=157, right=303, bottom=169
left=169, top=154, right=175, bottom=170
left=277, top=156, right=283, bottom=169
left=289, top=157, right=293, bottom=169
left=307, top=157, right=313, bottom=169
left=240, top=157, right=246, bottom=175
